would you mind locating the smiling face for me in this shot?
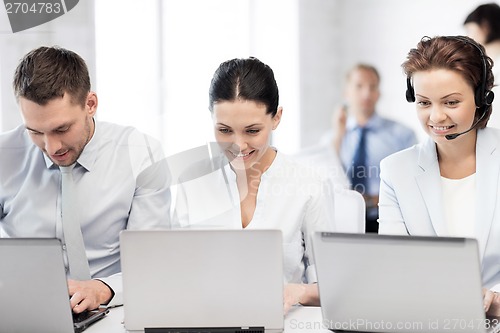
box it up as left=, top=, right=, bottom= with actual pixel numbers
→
left=212, top=99, right=281, bottom=171
left=413, top=69, right=477, bottom=145
left=20, top=92, right=97, bottom=166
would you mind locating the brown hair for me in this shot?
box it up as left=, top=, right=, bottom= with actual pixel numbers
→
left=402, top=36, right=494, bottom=129
left=13, top=46, right=91, bottom=107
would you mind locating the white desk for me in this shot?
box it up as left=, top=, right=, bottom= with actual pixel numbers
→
left=86, top=306, right=331, bottom=332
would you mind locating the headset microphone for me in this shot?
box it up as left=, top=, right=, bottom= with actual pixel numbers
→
left=444, top=110, right=487, bottom=140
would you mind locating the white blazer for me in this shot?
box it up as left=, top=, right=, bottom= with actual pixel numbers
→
left=379, top=127, right=500, bottom=290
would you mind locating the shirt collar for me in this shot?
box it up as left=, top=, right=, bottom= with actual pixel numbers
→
left=43, top=119, right=99, bottom=172
left=346, top=113, right=383, bottom=131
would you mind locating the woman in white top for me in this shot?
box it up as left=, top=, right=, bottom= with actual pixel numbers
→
left=378, top=35, right=500, bottom=316
left=172, top=57, right=334, bottom=313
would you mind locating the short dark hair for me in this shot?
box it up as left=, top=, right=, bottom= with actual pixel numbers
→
left=464, top=3, right=500, bottom=43
left=13, top=46, right=91, bottom=107
left=208, top=57, right=279, bottom=117
left=402, top=36, right=494, bottom=129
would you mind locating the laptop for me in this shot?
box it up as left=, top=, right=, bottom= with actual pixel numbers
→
left=0, top=238, right=109, bottom=333
left=312, top=232, right=496, bottom=333
left=120, top=229, right=284, bottom=333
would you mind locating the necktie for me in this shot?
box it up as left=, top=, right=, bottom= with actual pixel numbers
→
left=60, top=164, right=91, bottom=280
left=350, top=127, right=367, bottom=194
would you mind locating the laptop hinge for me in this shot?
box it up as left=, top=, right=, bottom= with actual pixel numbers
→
left=145, top=327, right=265, bottom=333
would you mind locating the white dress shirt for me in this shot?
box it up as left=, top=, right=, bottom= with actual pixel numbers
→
left=172, top=150, right=334, bottom=284
left=0, top=121, right=171, bottom=306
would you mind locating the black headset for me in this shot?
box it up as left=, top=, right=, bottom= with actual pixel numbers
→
left=405, top=36, right=495, bottom=109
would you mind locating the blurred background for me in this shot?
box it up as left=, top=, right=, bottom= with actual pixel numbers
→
left=0, top=0, right=496, bottom=156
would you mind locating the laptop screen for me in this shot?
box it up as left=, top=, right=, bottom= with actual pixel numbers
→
left=312, top=232, right=486, bottom=333
left=120, top=229, right=284, bottom=333
left=0, top=238, right=107, bottom=333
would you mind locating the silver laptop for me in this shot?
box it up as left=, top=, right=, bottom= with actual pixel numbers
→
left=120, top=229, right=284, bottom=333
left=0, top=238, right=108, bottom=333
left=312, top=232, right=493, bottom=333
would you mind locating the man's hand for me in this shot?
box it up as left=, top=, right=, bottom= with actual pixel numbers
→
left=332, top=105, right=348, bottom=153
left=68, top=279, right=113, bottom=313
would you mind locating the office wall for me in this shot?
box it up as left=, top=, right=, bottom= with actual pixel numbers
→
left=0, top=0, right=497, bottom=153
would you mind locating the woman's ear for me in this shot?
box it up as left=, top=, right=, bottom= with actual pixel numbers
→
left=272, top=107, right=283, bottom=130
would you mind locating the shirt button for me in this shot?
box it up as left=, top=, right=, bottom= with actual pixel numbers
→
left=62, top=244, right=67, bottom=250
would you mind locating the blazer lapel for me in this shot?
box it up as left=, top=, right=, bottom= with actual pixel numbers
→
left=475, top=128, right=500, bottom=259
left=415, top=138, right=447, bottom=235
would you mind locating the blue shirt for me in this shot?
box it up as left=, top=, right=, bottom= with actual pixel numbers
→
left=339, top=114, right=417, bottom=197
left=0, top=121, right=171, bottom=306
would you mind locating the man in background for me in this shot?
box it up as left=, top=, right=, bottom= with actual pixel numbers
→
left=330, top=63, right=417, bottom=233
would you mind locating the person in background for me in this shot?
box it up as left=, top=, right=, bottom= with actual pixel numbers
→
left=464, top=2, right=500, bottom=128
left=329, top=63, right=417, bottom=233
left=172, top=57, right=334, bottom=314
left=378, top=35, right=500, bottom=315
left=0, top=46, right=170, bottom=312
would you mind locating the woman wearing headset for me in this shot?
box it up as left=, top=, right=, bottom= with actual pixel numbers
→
left=378, top=35, right=500, bottom=315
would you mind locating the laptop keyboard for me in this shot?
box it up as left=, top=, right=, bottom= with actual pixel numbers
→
left=73, top=310, right=98, bottom=323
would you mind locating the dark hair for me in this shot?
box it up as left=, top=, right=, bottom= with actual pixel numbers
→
left=208, top=57, right=279, bottom=117
left=13, top=46, right=91, bottom=107
left=402, top=36, right=494, bottom=129
left=464, top=3, right=500, bottom=44
left=346, top=63, right=381, bottom=84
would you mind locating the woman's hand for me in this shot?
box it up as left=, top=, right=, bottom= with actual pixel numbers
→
left=283, top=283, right=320, bottom=315
left=484, top=288, right=500, bottom=316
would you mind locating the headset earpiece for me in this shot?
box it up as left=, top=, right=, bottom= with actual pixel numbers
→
left=474, top=85, right=493, bottom=108
left=406, top=77, right=415, bottom=103
left=485, top=90, right=495, bottom=106
left=453, top=36, right=492, bottom=110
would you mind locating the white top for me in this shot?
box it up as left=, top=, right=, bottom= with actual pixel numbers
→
left=441, top=174, right=476, bottom=238
left=171, top=151, right=335, bottom=284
